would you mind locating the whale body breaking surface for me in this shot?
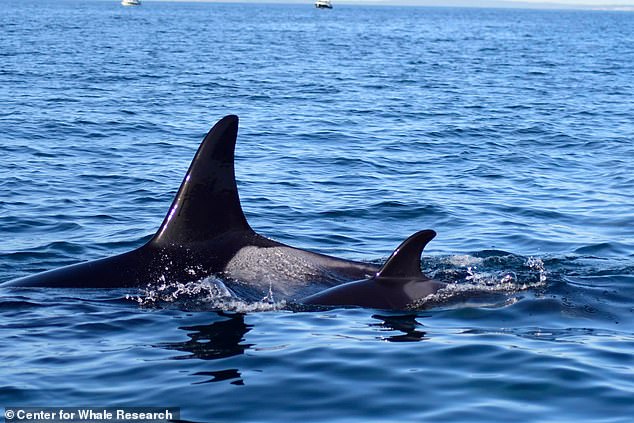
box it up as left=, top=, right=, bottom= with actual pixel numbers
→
left=3, top=115, right=445, bottom=309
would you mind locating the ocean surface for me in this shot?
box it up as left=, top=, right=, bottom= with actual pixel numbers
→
left=2, top=1, right=634, bottom=421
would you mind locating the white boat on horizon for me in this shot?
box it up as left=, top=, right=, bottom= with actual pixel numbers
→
left=121, top=0, right=141, bottom=6
left=315, top=0, right=333, bottom=9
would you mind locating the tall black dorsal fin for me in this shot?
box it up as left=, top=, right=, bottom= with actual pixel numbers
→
left=376, top=230, right=436, bottom=278
left=150, top=115, right=253, bottom=246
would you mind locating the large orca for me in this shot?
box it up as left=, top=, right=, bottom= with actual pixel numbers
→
left=4, top=115, right=379, bottom=297
left=302, top=230, right=446, bottom=309
left=4, top=115, right=445, bottom=309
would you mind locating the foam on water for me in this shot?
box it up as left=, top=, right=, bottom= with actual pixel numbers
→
left=127, top=253, right=548, bottom=313
left=130, top=276, right=285, bottom=313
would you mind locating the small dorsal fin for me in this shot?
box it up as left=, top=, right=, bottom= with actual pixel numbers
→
left=376, top=230, right=436, bottom=278
left=149, top=115, right=253, bottom=246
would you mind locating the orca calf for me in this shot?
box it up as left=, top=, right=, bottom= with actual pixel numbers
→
left=4, top=115, right=445, bottom=309
left=302, top=230, right=446, bottom=309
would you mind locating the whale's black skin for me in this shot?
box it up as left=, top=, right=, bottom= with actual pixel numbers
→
left=4, top=115, right=379, bottom=295
left=302, top=230, right=446, bottom=310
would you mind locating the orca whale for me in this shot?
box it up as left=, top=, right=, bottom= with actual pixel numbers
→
left=302, top=230, right=446, bottom=309
left=4, top=115, right=445, bottom=309
left=4, top=115, right=378, bottom=297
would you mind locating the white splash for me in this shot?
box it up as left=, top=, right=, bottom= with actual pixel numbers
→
left=127, top=275, right=285, bottom=312
left=446, top=254, right=484, bottom=267
left=410, top=256, right=548, bottom=310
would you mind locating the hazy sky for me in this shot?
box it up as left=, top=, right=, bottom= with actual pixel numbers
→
left=488, top=0, right=632, bottom=4
left=331, top=0, right=634, bottom=5
left=172, top=0, right=634, bottom=8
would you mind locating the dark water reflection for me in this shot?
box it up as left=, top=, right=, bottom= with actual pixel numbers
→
left=371, top=314, right=428, bottom=342
left=161, top=312, right=252, bottom=360
left=160, top=312, right=252, bottom=385
left=192, top=369, right=244, bottom=386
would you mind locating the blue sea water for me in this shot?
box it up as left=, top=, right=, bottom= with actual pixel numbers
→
left=2, top=0, right=634, bottom=421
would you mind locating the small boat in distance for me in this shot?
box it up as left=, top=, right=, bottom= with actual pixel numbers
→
left=121, top=0, right=141, bottom=6
left=315, top=0, right=333, bottom=9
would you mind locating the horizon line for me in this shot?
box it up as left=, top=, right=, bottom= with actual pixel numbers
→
left=139, top=0, right=634, bottom=11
